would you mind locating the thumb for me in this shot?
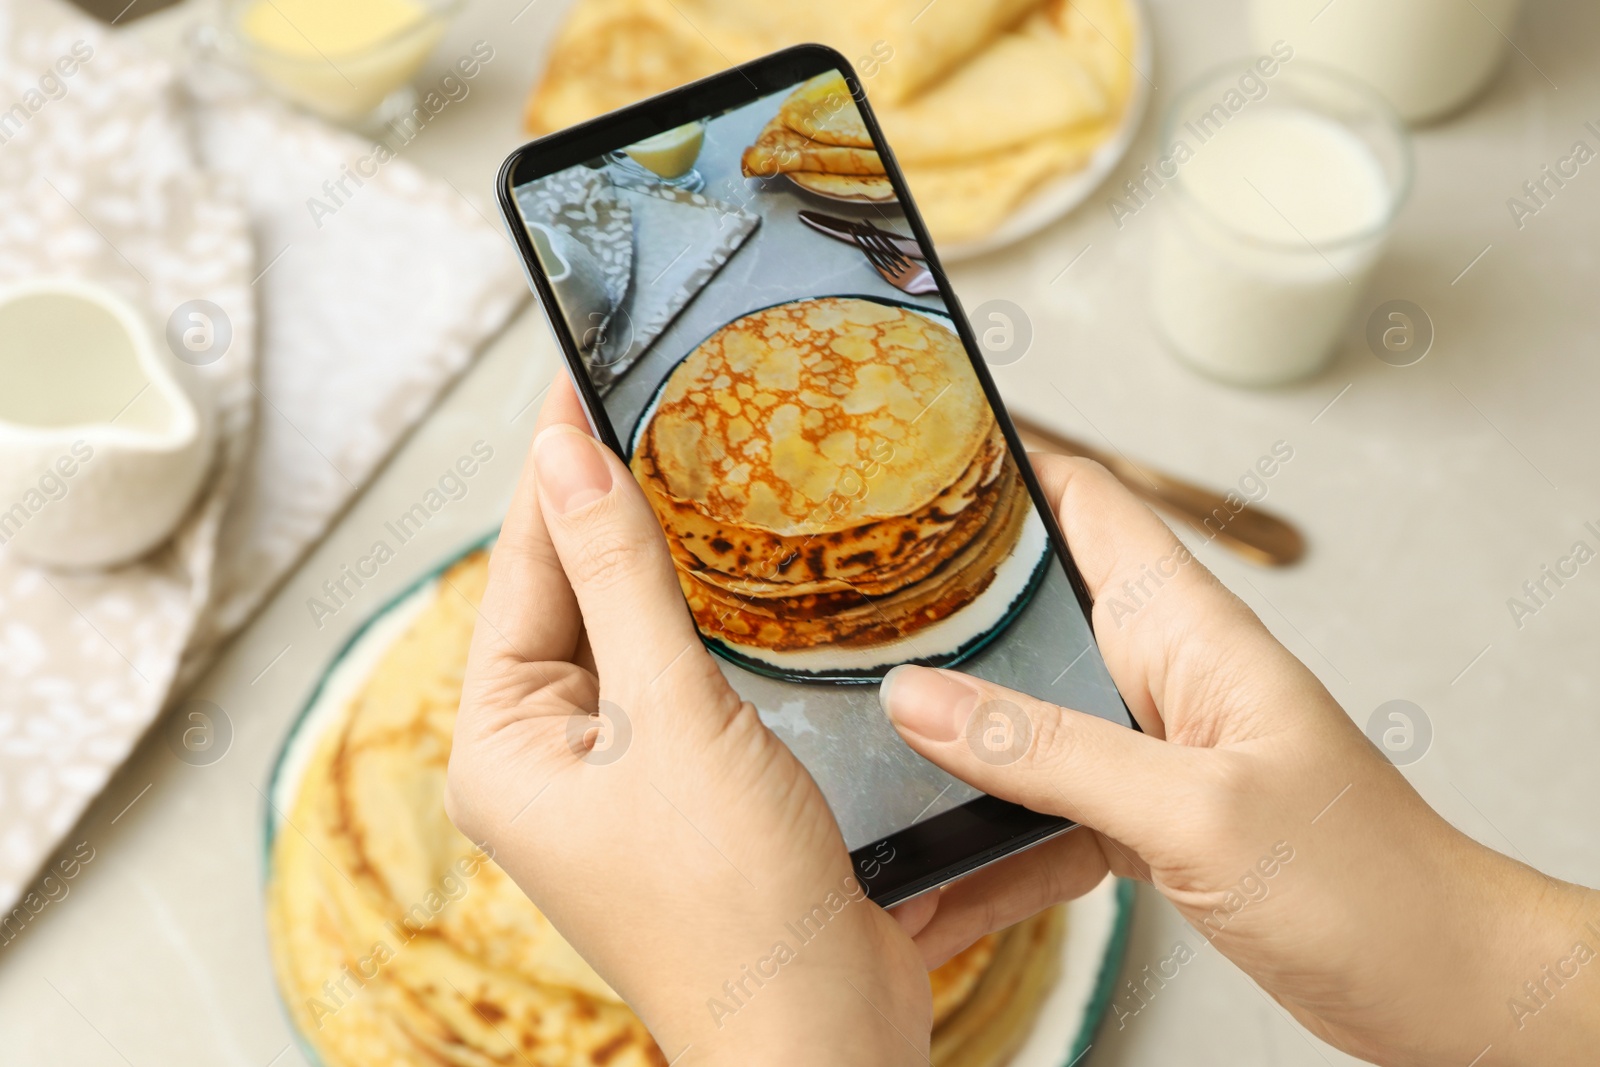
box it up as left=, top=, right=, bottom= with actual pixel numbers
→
left=880, top=664, right=1190, bottom=850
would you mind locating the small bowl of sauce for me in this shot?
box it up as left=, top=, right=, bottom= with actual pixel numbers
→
left=227, top=0, right=462, bottom=127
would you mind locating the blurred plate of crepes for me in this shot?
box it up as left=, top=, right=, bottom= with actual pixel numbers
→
left=264, top=545, right=1133, bottom=1067
left=523, top=0, right=1150, bottom=259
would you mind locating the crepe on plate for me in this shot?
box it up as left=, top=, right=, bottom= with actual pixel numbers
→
left=740, top=72, right=894, bottom=203
left=265, top=555, right=661, bottom=1066
left=934, top=907, right=1067, bottom=1067
left=630, top=297, right=1029, bottom=655
left=265, top=551, right=1064, bottom=1067
left=524, top=0, right=1138, bottom=242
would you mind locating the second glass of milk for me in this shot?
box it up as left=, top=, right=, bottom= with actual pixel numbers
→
left=1151, top=63, right=1410, bottom=387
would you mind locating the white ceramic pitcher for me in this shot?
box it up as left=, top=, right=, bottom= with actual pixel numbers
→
left=0, top=279, right=215, bottom=569
left=526, top=221, right=613, bottom=350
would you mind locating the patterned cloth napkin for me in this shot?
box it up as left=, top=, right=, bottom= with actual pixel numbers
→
left=513, top=166, right=635, bottom=330
left=515, top=164, right=757, bottom=394
left=0, top=0, right=526, bottom=912
left=611, top=181, right=759, bottom=379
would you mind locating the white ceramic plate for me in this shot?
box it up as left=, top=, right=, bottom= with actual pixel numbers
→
left=266, top=536, right=1134, bottom=1067
left=1023, top=875, right=1135, bottom=1066
left=784, top=171, right=898, bottom=203
left=939, top=0, right=1154, bottom=263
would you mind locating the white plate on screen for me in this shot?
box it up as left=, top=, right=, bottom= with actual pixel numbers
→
left=623, top=295, right=1051, bottom=685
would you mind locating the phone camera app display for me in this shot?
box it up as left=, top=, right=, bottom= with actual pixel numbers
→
left=513, top=71, right=1130, bottom=848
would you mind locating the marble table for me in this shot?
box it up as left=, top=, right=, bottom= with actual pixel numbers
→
left=2, top=0, right=1595, bottom=1064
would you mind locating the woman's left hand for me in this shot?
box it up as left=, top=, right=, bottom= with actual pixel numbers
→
left=446, top=373, right=930, bottom=1066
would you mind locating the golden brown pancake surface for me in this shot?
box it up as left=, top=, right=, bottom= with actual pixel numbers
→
left=639, top=427, right=1007, bottom=596
left=631, top=297, right=1035, bottom=655
left=639, top=297, right=992, bottom=537
left=933, top=907, right=1067, bottom=1067
left=679, top=450, right=1029, bottom=651
left=779, top=71, right=873, bottom=148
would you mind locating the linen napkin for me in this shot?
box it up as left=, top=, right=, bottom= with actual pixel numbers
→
left=515, top=164, right=757, bottom=393
left=0, top=0, right=526, bottom=914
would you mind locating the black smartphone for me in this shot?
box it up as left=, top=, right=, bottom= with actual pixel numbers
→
left=496, top=44, right=1135, bottom=907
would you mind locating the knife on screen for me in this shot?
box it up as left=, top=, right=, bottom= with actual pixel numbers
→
left=798, top=211, right=927, bottom=261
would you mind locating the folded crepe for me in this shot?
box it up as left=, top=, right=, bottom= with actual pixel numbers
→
left=524, top=0, right=1138, bottom=242
left=742, top=116, right=887, bottom=177
left=741, top=74, right=895, bottom=202
left=780, top=71, right=873, bottom=146
left=265, top=554, right=662, bottom=1067
left=934, top=907, right=1066, bottom=1066
left=877, top=29, right=1109, bottom=164
left=644, top=0, right=1043, bottom=105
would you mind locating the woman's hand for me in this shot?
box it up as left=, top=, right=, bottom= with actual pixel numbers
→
left=882, top=452, right=1600, bottom=1067
left=446, top=375, right=929, bottom=1066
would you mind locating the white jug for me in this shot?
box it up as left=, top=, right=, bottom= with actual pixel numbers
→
left=0, top=279, right=215, bottom=569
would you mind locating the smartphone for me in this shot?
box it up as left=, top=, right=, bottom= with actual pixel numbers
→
left=496, top=44, right=1135, bottom=907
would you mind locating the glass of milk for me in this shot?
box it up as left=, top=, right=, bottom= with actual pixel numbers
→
left=1252, top=0, right=1524, bottom=124
left=1150, top=63, right=1410, bottom=387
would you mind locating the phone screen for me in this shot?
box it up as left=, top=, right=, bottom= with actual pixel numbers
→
left=506, top=60, right=1133, bottom=870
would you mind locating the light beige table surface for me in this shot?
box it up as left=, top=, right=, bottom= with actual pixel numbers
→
left=3, top=0, right=1596, bottom=1064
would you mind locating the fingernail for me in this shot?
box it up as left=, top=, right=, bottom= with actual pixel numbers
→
left=879, top=666, right=982, bottom=742
left=535, top=425, right=614, bottom=514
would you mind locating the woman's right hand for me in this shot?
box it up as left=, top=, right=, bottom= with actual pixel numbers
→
left=881, top=453, right=1600, bottom=1067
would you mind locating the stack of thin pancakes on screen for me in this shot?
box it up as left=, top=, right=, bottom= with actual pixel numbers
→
left=630, top=297, right=1047, bottom=679
left=740, top=72, right=892, bottom=202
